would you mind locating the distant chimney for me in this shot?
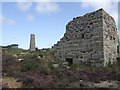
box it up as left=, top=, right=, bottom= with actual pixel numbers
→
left=29, top=34, right=35, bottom=51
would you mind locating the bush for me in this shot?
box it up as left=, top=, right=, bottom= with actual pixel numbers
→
left=23, top=61, right=39, bottom=71
left=2, top=53, right=21, bottom=77
left=22, top=72, right=55, bottom=88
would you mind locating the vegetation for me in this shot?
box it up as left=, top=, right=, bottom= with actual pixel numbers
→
left=2, top=48, right=27, bottom=54
left=2, top=48, right=120, bottom=88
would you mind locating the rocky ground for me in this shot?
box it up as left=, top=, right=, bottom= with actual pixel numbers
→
left=69, top=80, right=119, bottom=88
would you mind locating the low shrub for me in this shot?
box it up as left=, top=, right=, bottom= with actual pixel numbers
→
left=2, top=53, right=21, bottom=77
left=22, top=72, right=55, bottom=88
left=23, top=61, right=39, bottom=71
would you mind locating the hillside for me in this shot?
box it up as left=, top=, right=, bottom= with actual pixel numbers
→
left=2, top=48, right=120, bottom=88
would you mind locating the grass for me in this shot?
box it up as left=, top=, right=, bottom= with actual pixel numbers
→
left=2, top=48, right=28, bottom=54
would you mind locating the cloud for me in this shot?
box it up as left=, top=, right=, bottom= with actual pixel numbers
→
left=16, top=1, right=60, bottom=13
left=0, top=16, right=15, bottom=25
left=35, top=2, right=60, bottom=14
left=27, top=14, right=34, bottom=21
left=80, top=0, right=118, bottom=26
left=17, top=2, right=32, bottom=11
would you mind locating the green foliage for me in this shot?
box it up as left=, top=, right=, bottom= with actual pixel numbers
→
left=38, top=65, right=50, bottom=75
left=2, top=48, right=27, bottom=54
left=22, top=52, right=51, bottom=74
left=70, top=63, right=94, bottom=72
left=23, top=61, right=39, bottom=71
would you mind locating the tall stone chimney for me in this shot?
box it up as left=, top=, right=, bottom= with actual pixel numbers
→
left=29, top=34, right=35, bottom=51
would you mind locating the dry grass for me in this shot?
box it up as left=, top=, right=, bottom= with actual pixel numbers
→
left=2, top=76, right=22, bottom=88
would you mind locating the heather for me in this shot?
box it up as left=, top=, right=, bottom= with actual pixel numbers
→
left=2, top=48, right=120, bottom=88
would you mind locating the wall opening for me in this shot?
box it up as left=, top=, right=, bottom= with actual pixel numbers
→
left=82, top=34, right=84, bottom=39
left=65, top=58, right=73, bottom=65
left=117, top=45, right=119, bottom=53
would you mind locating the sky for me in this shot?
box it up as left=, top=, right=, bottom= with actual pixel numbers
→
left=1, top=0, right=119, bottom=49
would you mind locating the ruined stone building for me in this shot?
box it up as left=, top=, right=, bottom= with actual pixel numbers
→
left=52, top=8, right=119, bottom=66
left=29, top=34, right=36, bottom=51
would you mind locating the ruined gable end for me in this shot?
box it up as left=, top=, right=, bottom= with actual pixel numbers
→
left=52, top=8, right=119, bottom=67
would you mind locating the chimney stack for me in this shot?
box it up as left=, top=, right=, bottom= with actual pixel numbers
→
left=29, top=34, right=35, bottom=51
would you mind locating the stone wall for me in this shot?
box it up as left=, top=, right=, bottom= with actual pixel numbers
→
left=52, top=8, right=119, bottom=66
left=102, top=10, right=118, bottom=65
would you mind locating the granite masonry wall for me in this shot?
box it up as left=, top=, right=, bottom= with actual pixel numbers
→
left=52, top=8, right=119, bottom=66
left=102, top=10, right=119, bottom=66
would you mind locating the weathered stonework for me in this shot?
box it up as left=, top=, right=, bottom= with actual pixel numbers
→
left=29, top=34, right=36, bottom=51
left=52, top=8, right=119, bottom=66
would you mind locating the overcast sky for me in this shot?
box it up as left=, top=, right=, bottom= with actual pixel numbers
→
left=1, top=0, right=119, bottom=49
